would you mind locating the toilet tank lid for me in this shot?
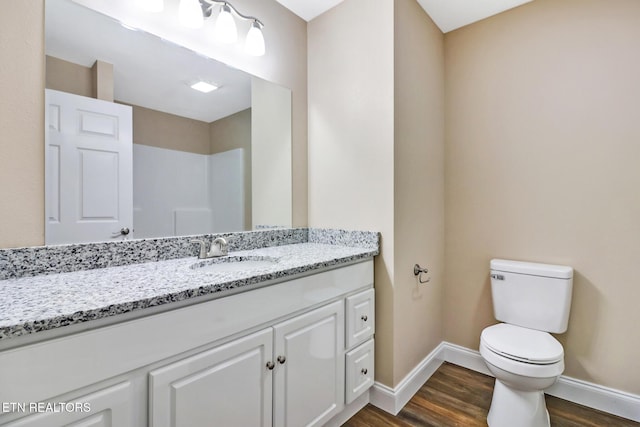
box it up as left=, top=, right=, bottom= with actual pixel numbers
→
left=491, top=259, right=573, bottom=279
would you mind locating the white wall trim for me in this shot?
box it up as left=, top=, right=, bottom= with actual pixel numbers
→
left=370, top=342, right=446, bottom=415
left=547, top=375, right=640, bottom=423
left=370, top=341, right=640, bottom=423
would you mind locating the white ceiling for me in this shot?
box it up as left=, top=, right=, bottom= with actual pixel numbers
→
left=274, top=0, right=534, bottom=32
left=46, top=0, right=535, bottom=122
left=47, top=0, right=251, bottom=123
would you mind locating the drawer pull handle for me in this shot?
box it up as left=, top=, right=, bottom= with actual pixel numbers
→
left=266, top=361, right=275, bottom=370
left=361, top=315, right=368, bottom=322
left=361, top=368, right=368, bottom=375
left=277, top=355, right=287, bottom=364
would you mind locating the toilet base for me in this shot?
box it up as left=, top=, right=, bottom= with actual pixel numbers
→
left=487, top=379, right=550, bottom=427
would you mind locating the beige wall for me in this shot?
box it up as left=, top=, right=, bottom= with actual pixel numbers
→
left=0, top=0, right=306, bottom=249
left=210, top=109, right=252, bottom=229
left=444, top=0, right=640, bottom=394
left=131, top=104, right=211, bottom=155
left=0, top=1, right=45, bottom=248
left=309, top=0, right=445, bottom=387
left=393, top=0, right=445, bottom=386
left=46, top=56, right=92, bottom=98
left=308, top=0, right=396, bottom=385
left=210, top=109, right=252, bottom=155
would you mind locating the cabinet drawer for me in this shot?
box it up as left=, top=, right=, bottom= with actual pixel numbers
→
left=345, top=339, right=374, bottom=404
left=346, top=288, right=375, bottom=348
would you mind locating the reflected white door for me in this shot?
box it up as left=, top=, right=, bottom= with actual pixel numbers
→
left=45, top=89, right=133, bottom=244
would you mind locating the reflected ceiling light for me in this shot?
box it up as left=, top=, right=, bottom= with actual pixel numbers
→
left=179, top=0, right=204, bottom=29
left=190, top=81, right=219, bottom=93
left=140, top=0, right=164, bottom=13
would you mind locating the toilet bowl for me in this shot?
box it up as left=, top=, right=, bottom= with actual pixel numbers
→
left=480, top=324, right=564, bottom=427
left=481, top=259, right=573, bottom=427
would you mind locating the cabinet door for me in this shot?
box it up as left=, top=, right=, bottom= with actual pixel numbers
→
left=273, top=300, right=344, bottom=427
left=4, top=381, right=135, bottom=427
left=149, top=328, right=273, bottom=427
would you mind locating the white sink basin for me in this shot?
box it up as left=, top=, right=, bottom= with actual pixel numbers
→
left=190, top=256, right=278, bottom=273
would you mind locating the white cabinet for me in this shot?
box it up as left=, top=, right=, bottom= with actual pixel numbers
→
left=4, top=382, right=135, bottom=427
left=150, top=301, right=345, bottom=427
left=0, top=260, right=374, bottom=427
left=344, top=288, right=376, bottom=405
left=149, top=329, right=273, bottom=427
left=346, top=288, right=375, bottom=348
left=273, top=300, right=344, bottom=427
left=345, top=339, right=375, bottom=404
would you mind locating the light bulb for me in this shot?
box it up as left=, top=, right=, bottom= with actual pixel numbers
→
left=179, top=0, right=203, bottom=29
left=138, top=0, right=164, bottom=13
left=215, top=4, right=237, bottom=44
left=140, top=0, right=164, bottom=13
left=245, top=21, right=265, bottom=56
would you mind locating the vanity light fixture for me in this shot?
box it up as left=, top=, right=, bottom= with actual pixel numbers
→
left=140, top=0, right=164, bottom=13
left=179, top=0, right=204, bottom=29
left=214, top=3, right=237, bottom=43
left=244, top=20, right=265, bottom=56
left=190, top=81, right=219, bottom=93
left=143, top=0, right=265, bottom=56
left=204, top=0, right=265, bottom=55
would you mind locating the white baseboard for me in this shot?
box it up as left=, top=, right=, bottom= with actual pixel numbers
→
left=370, top=342, right=446, bottom=415
left=547, top=375, right=640, bottom=423
left=369, top=341, right=640, bottom=423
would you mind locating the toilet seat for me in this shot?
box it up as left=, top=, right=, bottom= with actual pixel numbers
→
left=480, top=324, right=564, bottom=378
left=482, top=323, right=563, bottom=364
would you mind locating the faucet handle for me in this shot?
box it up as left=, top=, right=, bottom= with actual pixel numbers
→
left=190, top=239, right=208, bottom=259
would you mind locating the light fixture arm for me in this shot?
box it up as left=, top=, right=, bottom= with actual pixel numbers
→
left=201, top=0, right=264, bottom=28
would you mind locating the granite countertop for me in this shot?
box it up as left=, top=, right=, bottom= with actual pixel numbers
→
left=0, top=242, right=377, bottom=341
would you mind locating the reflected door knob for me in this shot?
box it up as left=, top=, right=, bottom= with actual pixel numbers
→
left=111, top=227, right=130, bottom=237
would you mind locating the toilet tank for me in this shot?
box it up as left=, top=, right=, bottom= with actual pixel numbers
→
left=490, top=259, right=573, bottom=333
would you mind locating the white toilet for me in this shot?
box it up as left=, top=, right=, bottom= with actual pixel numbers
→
left=480, top=259, right=573, bottom=427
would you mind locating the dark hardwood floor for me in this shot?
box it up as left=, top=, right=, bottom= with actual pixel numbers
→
left=344, top=362, right=639, bottom=427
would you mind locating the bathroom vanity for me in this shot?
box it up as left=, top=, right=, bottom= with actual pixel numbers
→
left=0, top=229, right=378, bottom=426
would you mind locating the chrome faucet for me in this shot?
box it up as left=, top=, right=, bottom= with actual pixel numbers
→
left=209, top=237, right=228, bottom=257
left=190, top=237, right=229, bottom=259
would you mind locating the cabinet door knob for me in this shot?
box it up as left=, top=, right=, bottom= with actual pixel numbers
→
left=266, top=361, right=275, bottom=370
left=361, top=368, right=368, bottom=375
left=277, top=355, right=286, bottom=364
left=361, top=315, right=368, bottom=322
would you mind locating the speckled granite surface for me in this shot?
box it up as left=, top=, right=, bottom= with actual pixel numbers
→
left=0, top=228, right=309, bottom=280
left=0, top=229, right=379, bottom=341
left=308, top=228, right=378, bottom=249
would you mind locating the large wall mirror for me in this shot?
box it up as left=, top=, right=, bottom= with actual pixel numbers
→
left=44, top=0, right=292, bottom=245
